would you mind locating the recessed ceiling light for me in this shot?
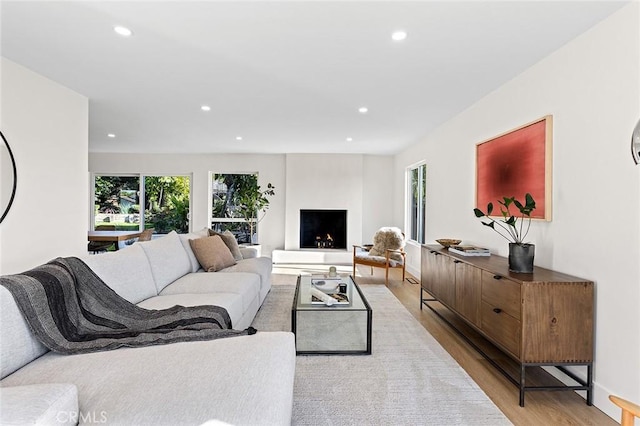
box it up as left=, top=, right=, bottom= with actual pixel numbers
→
left=236, top=136, right=243, bottom=141
left=113, top=26, right=133, bottom=37
left=346, top=137, right=353, bottom=142
left=107, top=133, right=116, bottom=138
left=358, top=107, right=368, bottom=114
left=391, top=31, right=407, bottom=41
left=201, top=105, right=211, bottom=112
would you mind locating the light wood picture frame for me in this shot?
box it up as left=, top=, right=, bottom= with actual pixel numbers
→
left=476, top=115, right=552, bottom=220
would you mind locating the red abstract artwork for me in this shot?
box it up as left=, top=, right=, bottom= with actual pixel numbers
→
left=476, top=116, right=552, bottom=220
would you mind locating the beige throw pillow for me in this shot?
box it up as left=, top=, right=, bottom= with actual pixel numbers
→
left=189, top=235, right=237, bottom=272
left=209, top=229, right=244, bottom=261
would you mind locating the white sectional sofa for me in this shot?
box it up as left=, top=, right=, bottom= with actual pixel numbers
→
left=0, top=230, right=295, bottom=425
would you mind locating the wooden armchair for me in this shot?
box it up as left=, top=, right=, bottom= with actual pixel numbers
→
left=352, top=245, right=406, bottom=286
left=137, top=228, right=154, bottom=242
left=609, top=395, right=640, bottom=426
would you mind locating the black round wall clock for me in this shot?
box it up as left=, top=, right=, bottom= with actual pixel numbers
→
left=1, top=131, right=17, bottom=224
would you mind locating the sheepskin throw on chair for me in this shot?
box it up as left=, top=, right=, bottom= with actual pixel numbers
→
left=368, top=227, right=405, bottom=261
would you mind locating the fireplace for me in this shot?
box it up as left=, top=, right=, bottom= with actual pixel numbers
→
left=299, top=209, right=347, bottom=249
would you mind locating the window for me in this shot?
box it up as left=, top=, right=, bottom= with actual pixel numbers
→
left=211, top=173, right=259, bottom=244
left=407, top=163, right=426, bottom=244
left=94, top=175, right=140, bottom=230
left=93, top=174, right=190, bottom=234
left=144, top=176, right=190, bottom=234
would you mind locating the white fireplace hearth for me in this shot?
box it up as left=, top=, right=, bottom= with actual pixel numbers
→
left=271, top=248, right=353, bottom=265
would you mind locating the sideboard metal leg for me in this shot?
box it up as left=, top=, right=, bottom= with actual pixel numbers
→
left=587, top=364, right=594, bottom=406
left=519, top=365, right=526, bottom=407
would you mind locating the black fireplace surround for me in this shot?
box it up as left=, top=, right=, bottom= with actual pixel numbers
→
left=299, top=209, right=347, bottom=249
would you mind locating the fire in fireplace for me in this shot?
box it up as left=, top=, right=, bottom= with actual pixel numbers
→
left=299, top=209, right=347, bottom=249
left=315, top=234, right=334, bottom=248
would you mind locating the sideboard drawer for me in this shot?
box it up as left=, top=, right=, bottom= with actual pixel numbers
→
left=481, top=271, right=521, bottom=320
left=481, top=301, right=521, bottom=357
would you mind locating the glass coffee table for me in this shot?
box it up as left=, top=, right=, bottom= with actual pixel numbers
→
left=292, top=274, right=372, bottom=355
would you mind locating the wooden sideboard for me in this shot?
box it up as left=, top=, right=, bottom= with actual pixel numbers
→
left=420, top=244, right=594, bottom=406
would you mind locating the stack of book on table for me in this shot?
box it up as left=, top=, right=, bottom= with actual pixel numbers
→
left=449, top=245, right=491, bottom=256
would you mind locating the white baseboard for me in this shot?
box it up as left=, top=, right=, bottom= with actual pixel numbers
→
left=590, top=380, right=619, bottom=422
left=406, top=264, right=420, bottom=280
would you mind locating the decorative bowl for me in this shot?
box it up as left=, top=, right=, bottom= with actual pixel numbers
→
left=312, top=280, right=340, bottom=293
left=436, top=238, right=462, bottom=248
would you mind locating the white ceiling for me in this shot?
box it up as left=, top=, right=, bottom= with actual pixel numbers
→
left=1, top=1, right=628, bottom=155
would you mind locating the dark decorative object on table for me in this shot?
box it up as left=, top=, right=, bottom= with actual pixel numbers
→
left=473, top=193, right=536, bottom=273
left=0, top=131, right=17, bottom=224
left=508, top=242, right=535, bottom=273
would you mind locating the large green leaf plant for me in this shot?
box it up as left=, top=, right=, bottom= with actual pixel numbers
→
left=473, top=193, right=536, bottom=244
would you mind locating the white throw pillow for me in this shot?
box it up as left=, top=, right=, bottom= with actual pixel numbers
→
left=179, top=228, right=210, bottom=272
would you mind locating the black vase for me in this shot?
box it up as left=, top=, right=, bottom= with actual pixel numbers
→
left=508, top=243, right=535, bottom=273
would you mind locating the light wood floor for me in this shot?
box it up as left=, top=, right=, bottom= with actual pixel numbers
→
left=353, top=266, right=617, bottom=426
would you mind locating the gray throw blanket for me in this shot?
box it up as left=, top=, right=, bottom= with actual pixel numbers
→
left=0, top=257, right=255, bottom=354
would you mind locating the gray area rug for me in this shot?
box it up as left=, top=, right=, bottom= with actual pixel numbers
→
left=252, top=280, right=512, bottom=425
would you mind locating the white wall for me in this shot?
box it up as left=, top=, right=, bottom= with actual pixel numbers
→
left=394, top=3, right=640, bottom=419
left=0, top=58, right=88, bottom=274
left=283, top=154, right=396, bottom=250
left=362, top=155, right=397, bottom=239
left=284, top=154, right=363, bottom=250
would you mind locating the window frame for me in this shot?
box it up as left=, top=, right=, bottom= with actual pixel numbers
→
left=91, top=173, right=142, bottom=231
left=405, top=161, right=426, bottom=244
left=91, top=173, right=192, bottom=234
left=209, top=172, right=261, bottom=244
